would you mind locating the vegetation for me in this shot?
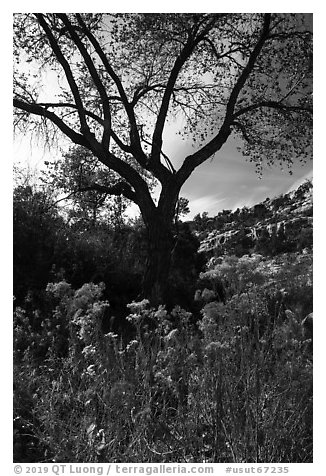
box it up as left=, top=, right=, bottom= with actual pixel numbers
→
left=13, top=13, right=313, bottom=464
left=13, top=176, right=313, bottom=462
left=14, top=13, right=312, bottom=303
left=14, top=245, right=312, bottom=463
left=194, top=179, right=313, bottom=258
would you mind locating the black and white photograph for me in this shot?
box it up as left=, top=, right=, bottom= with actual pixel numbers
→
left=12, top=7, right=314, bottom=467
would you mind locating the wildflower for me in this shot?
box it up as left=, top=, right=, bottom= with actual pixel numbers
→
left=164, top=328, right=179, bottom=344
left=82, top=345, right=96, bottom=358
left=154, top=306, right=168, bottom=321
left=126, top=313, right=142, bottom=324
left=187, top=352, right=198, bottom=366
left=105, top=332, right=118, bottom=340
left=205, top=341, right=230, bottom=355
left=205, top=341, right=222, bottom=353
left=126, top=340, right=139, bottom=352
left=127, top=299, right=150, bottom=313
left=46, top=281, right=72, bottom=298
left=285, top=309, right=296, bottom=320
left=86, top=364, right=96, bottom=376
left=201, top=288, right=216, bottom=303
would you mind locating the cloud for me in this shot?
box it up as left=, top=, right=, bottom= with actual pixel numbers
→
left=286, top=170, right=313, bottom=193
left=189, top=195, right=226, bottom=218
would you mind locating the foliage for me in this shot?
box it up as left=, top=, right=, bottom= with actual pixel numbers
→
left=13, top=183, right=66, bottom=303
left=13, top=14, right=313, bottom=459
left=13, top=177, right=205, bottom=319
left=14, top=249, right=312, bottom=463
left=193, top=212, right=211, bottom=232
left=13, top=179, right=147, bottom=309
left=13, top=13, right=312, bottom=302
left=41, top=147, right=131, bottom=230
left=14, top=14, right=312, bottom=168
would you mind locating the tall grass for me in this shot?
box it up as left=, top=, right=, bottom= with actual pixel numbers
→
left=14, top=252, right=312, bottom=463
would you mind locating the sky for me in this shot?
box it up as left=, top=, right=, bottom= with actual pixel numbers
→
left=163, top=123, right=313, bottom=218
left=4, top=3, right=326, bottom=472
left=14, top=120, right=313, bottom=220
left=12, top=12, right=313, bottom=220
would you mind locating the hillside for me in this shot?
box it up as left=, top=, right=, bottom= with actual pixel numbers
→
left=191, top=179, right=312, bottom=258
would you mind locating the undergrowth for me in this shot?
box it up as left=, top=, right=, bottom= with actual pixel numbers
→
left=14, top=252, right=312, bottom=463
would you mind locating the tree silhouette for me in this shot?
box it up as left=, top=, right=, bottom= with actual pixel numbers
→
left=14, top=13, right=312, bottom=304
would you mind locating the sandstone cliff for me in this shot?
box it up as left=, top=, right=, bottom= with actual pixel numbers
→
left=193, top=179, right=312, bottom=258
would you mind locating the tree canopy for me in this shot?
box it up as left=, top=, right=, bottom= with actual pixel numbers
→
left=13, top=13, right=313, bottom=303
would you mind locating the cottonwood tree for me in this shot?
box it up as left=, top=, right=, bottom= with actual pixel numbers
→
left=13, top=13, right=312, bottom=304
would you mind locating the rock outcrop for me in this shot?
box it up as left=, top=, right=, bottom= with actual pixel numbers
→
left=193, top=179, right=312, bottom=258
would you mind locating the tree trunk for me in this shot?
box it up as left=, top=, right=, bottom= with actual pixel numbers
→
left=142, top=218, right=175, bottom=306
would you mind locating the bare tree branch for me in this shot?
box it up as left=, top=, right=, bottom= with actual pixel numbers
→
left=36, top=102, right=132, bottom=152
left=176, top=14, right=272, bottom=184
left=13, top=98, right=89, bottom=147
left=75, top=14, right=147, bottom=165
left=233, top=100, right=312, bottom=119
left=36, top=14, right=90, bottom=135
left=59, top=14, right=112, bottom=148
left=79, top=181, right=138, bottom=203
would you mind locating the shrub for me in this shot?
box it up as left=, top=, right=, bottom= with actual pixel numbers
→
left=14, top=249, right=312, bottom=462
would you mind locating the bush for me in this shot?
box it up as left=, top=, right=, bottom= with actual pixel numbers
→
left=14, top=249, right=312, bottom=462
